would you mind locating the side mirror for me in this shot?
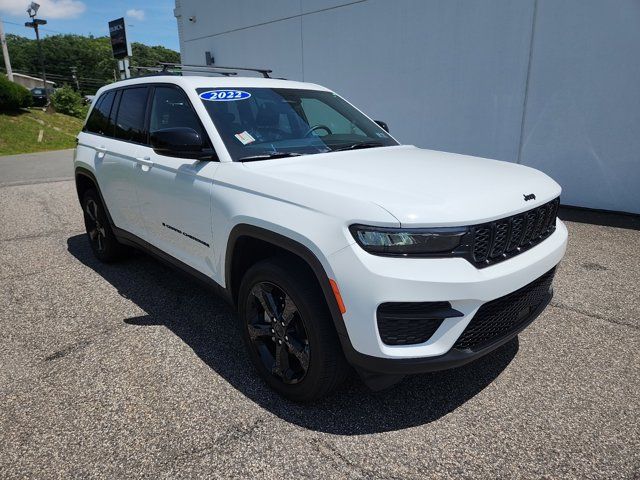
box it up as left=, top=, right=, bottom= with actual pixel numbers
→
left=374, top=120, right=389, bottom=133
left=150, top=127, right=216, bottom=160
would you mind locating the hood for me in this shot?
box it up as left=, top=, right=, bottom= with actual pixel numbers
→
left=242, top=145, right=562, bottom=227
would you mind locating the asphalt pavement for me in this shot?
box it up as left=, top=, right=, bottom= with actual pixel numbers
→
left=0, top=149, right=74, bottom=187
left=0, top=150, right=638, bottom=479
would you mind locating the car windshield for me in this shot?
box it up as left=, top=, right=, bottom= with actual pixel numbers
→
left=196, top=87, right=397, bottom=161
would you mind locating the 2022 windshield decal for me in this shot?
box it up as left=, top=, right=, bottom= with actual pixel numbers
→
left=162, top=222, right=210, bottom=248
left=199, top=90, right=251, bottom=102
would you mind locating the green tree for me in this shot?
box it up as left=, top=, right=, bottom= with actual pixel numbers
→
left=130, top=43, right=180, bottom=70
left=0, top=75, right=33, bottom=111
left=3, top=34, right=180, bottom=95
left=50, top=85, right=87, bottom=118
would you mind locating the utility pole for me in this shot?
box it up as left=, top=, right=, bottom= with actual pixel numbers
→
left=25, top=2, right=49, bottom=106
left=0, top=17, right=13, bottom=81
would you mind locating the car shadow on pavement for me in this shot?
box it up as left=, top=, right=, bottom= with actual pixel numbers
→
left=67, top=233, right=518, bottom=435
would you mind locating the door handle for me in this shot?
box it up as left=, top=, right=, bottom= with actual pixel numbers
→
left=135, top=156, right=154, bottom=172
left=96, top=145, right=107, bottom=159
left=135, top=156, right=154, bottom=166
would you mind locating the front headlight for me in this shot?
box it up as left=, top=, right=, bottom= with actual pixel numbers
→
left=349, top=224, right=469, bottom=256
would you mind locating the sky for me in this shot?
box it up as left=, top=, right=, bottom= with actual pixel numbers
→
left=0, top=0, right=180, bottom=50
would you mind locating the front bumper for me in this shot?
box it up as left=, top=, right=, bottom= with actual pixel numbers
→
left=346, top=278, right=553, bottom=376
left=328, top=219, right=568, bottom=373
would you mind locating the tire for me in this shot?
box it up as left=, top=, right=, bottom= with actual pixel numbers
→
left=81, top=189, right=127, bottom=263
left=238, top=258, right=348, bottom=402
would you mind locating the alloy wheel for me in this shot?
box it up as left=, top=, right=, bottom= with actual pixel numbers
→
left=84, top=198, right=107, bottom=252
left=246, top=281, right=310, bottom=384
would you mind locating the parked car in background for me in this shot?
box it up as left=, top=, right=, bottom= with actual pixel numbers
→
left=30, top=87, right=54, bottom=107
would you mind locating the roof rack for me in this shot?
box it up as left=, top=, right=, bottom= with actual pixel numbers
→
left=157, top=62, right=273, bottom=78
left=132, top=65, right=237, bottom=77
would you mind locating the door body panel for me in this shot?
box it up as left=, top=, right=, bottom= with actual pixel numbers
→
left=131, top=83, right=219, bottom=277
left=93, top=137, right=145, bottom=238
left=134, top=147, right=219, bottom=277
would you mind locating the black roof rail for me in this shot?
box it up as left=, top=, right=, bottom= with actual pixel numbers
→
left=132, top=65, right=237, bottom=77
left=131, top=66, right=177, bottom=77
left=158, top=62, right=273, bottom=78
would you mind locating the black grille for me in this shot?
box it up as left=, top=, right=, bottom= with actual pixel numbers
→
left=470, top=198, right=559, bottom=267
left=377, top=302, right=462, bottom=346
left=473, top=227, right=491, bottom=262
left=453, top=268, right=556, bottom=351
left=506, top=216, right=524, bottom=252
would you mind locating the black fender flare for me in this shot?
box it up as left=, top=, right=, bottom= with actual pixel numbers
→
left=225, top=223, right=353, bottom=351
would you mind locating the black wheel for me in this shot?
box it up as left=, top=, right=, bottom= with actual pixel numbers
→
left=238, top=258, right=348, bottom=401
left=82, top=189, right=127, bottom=263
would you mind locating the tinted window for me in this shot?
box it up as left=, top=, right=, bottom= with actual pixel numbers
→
left=149, top=86, right=205, bottom=140
left=84, top=91, right=115, bottom=135
left=107, top=90, right=122, bottom=138
left=113, top=87, right=149, bottom=143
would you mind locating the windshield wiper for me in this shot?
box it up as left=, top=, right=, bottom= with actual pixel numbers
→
left=238, top=152, right=303, bottom=162
left=332, top=141, right=384, bottom=152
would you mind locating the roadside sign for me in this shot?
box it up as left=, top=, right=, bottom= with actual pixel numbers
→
left=108, top=17, right=131, bottom=59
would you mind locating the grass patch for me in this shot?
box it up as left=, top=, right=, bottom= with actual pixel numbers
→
left=0, top=108, right=84, bottom=156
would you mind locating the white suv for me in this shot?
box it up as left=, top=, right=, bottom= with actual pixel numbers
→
left=74, top=71, right=568, bottom=401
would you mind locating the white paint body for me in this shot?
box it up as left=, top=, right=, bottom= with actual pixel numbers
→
left=75, top=75, right=567, bottom=360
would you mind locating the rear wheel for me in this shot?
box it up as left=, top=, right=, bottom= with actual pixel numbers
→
left=238, top=258, right=347, bottom=401
left=81, top=189, right=127, bottom=263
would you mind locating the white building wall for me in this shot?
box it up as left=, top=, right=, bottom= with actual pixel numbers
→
left=9, top=73, right=55, bottom=90
left=519, top=0, right=640, bottom=213
left=175, top=0, right=640, bottom=214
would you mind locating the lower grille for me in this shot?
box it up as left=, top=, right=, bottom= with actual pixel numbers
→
left=453, top=268, right=556, bottom=351
left=377, top=302, right=463, bottom=346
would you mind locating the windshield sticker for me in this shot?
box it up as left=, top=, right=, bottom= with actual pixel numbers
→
left=199, top=90, right=251, bottom=101
left=234, top=131, right=256, bottom=145
left=375, top=132, right=388, bottom=138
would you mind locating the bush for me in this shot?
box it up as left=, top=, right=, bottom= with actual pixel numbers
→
left=51, top=85, right=86, bottom=118
left=0, top=75, right=33, bottom=111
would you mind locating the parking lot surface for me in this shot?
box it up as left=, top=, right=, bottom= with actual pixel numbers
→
left=1, top=152, right=638, bottom=479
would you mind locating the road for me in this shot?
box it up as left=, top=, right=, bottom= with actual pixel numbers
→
left=1, top=150, right=638, bottom=479
left=0, top=149, right=74, bottom=187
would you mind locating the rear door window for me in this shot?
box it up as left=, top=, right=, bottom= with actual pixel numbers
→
left=113, top=87, right=149, bottom=144
left=84, top=90, right=116, bottom=136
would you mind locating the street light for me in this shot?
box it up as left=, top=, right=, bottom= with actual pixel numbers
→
left=27, top=2, right=39, bottom=18
left=25, top=2, right=50, bottom=107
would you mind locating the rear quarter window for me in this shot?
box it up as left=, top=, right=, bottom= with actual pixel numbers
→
left=113, top=87, right=149, bottom=144
left=84, top=91, right=116, bottom=136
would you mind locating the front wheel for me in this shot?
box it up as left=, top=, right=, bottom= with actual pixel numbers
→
left=238, top=258, right=348, bottom=402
